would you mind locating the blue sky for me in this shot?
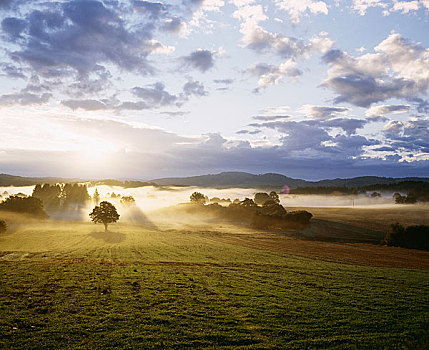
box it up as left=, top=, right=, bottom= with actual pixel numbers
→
left=0, top=0, right=428, bottom=180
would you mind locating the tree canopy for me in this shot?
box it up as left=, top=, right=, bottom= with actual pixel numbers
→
left=89, top=201, right=120, bottom=231
left=190, top=192, right=207, bottom=205
left=120, top=196, right=136, bottom=207
left=0, top=195, right=47, bottom=218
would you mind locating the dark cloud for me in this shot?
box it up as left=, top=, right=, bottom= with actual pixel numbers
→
left=366, top=115, right=389, bottom=123
left=160, top=111, right=190, bottom=117
left=1, top=17, right=26, bottom=40
left=0, top=0, right=14, bottom=8
left=62, top=99, right=109, bottom=111
left=409, top=98, right=429, bottom=113
left=61, top=79, right=207, bottom=111
left=0, top=91, right=51, bottom=105
left=250, top=117, right=374, bottom=158
left=132, top=82, right=179, bottom=107
left=4, top=1, right=158, bottom=78
left=3, top=137, right=427, bottom=180
left=182, top=49, right=215, bottom=72
left=252, top=115, right=291, bottom=121
left=132, top=1, right=166, bottom=18
left=213, top=79, right=234, bottom=84
left=384, top=118, right=429, bottom=153
left=162, top=17, right=185, bottom=33
left=0, top=63, right=25, bottom=79
left=182, top=79, right=207, bottom=96
left=236, top=129, right=262, bottom=135
left=373, top=146, right=396, bottom=152
left=322, top=118, right=367, bottom=135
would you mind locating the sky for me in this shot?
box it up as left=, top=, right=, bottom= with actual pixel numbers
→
left=0, top=0, right=428, bottom=180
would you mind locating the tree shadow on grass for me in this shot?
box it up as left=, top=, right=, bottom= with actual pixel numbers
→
left=90, top=230, right=126, bottom=243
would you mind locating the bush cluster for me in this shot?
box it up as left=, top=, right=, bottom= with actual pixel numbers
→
left=384, top=223, right=429, bottom=251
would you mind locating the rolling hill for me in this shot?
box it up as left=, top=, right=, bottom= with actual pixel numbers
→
left=151, top=172, right=429, bottom=189
left=1, top=172, right=429, bottom=189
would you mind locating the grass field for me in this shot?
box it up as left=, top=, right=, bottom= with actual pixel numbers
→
left=0, top=207, right=428, bottom=349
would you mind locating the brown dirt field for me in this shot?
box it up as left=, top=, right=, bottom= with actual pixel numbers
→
left=211, top=232, right=429, bottom=270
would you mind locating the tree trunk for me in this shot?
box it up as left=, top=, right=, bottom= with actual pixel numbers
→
left=104, top=223, right=108, bottom=232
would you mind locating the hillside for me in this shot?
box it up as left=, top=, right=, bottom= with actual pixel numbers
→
left=1, top=172, right=429, bottom=189
left=0, top=174, right=82, bottom=186
left=151, top=172, right=429, bottom=189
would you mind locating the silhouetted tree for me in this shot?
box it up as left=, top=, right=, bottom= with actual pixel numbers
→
left=254, top=192, right=270, bottom=206
left=269, top=191, right=280, bottom=204
left=0, top=220, right=7, bottom=234
left=393, top=192, right=405, bottom=204
left=89, top=201, right=120, bottom=231
left=370, top=191, right=381, bottom=198
left=120, top=195, right=136, bottom=207
left=209, top=197, right=221, bottom=204
left=32, top=183, right=62, bottom=210
left=240, top=198, right=257, bottom=207
left=63, top=183, right=90, bottom=206
left=190, top=192, right=207, bottom=205
left=0, top=195, right=47, bottom=218
left=93, top=188, right=100, bottom=205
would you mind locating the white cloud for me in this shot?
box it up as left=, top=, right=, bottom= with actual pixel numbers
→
left=299, top=105, right=350, bottom=119
left=321, top=32, right=429, bottom=107
left=391, top=0, right=421, bottom=13
left=254, top=59, right=302, bottom=88
left=365, top=104, right=410, bottom=117
left=275, top=0, right=328, bottom=24
left=352, top=0, right=387, bottom=16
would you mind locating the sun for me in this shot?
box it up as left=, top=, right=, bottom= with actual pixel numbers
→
left=79, top=139, right=116, bottom=161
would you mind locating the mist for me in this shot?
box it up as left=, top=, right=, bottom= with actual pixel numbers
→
left=0, top=185, right=407, bottom=227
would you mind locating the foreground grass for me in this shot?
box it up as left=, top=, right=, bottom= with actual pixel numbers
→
left=0, top=220, right=428, bottom=349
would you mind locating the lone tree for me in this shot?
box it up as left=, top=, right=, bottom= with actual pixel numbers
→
left=89, top=201, right=120, bottom=231
left=93, top=188, right=100, bottom=205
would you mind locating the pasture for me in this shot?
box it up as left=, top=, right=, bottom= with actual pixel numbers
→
left=0, top=206, right=428, bottom=349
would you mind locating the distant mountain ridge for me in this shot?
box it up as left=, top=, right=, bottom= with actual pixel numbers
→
left=151, top=172, right=429, bottom=189
left=0, top=174, right=82, bottom=186
left=1, top=172, right=428, bottom=189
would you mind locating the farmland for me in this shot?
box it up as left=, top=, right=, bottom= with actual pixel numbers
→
left=0, top=206, right=428, bottom=349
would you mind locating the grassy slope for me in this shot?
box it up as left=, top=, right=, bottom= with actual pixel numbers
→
left=0, top=219, right=428, bottom=349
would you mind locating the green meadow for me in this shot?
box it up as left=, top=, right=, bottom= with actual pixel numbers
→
left=0, top=215, right=428, bottom=349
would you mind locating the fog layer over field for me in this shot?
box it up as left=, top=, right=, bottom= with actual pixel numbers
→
left=0, top=185, right=399, bottom=210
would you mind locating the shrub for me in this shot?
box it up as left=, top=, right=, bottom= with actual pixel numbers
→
left=384, top=223, right=429, bottom=251
left=257, top=202, right=286, bottom=216
left=0, top=220, right=7, bottom=234
left=284, top=210, right=313, bottom=224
